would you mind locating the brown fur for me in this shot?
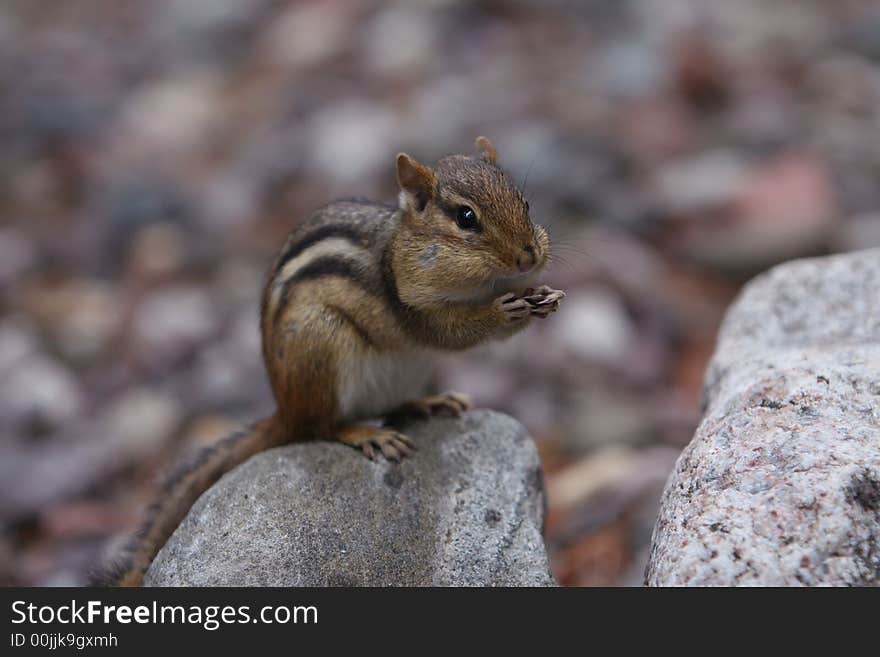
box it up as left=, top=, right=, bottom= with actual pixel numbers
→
left=99, top=137, right=563, bottom=586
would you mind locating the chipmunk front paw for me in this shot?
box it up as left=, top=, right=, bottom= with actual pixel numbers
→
left=522, top=286, right=565, bottom=318
left=494, top=292, right=531, bottom=324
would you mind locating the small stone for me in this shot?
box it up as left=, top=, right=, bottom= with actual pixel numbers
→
left=674, top=32, right=730, bottom=108
left=595, top=41, right=668, bottom=99
left=362, top=7, right=435, bottom=77
left=100, top=389, right=183, bottom=456
left=191, top=306, right=267, bottom=408
left=134, top=285, right=218, bottom=359
left=116, top=73, right=224, bottom=158
left=261, top=2, right=351, bottom=68
left=128, top=221, right=186, bottom=280
left=849, top=10, right=880, bottom=62
left=678, top=153, right=839, bottom=271
left=23, top=279, right=122, bottom=361
left=565, top=393, right=653, bottom=450
left=0, top=320, right=38, bottom=373
left=192, top=342, right=245, bottom=406
left=307, top=102, right=396, bottom=187
left=806, top=53, right=880, bottom=114
left=551, top=289, right=634, bottom=363
left=548, top=446, right=638, bottom=513
left=618, top=98, right=692, bottom=163
left=95, top=176, right=189, bottom=247
left=653, top=150, right=750, bottom=214
left=0, top=354, right=82, bottom=430
left=0, top=227, right=36, bottom=285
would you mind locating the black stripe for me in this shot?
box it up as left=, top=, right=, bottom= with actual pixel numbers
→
left=274, top=224, right=365, bottom=275
left=379, top=242, right=427, bottom=338
left=326, top=304, right=376, bottom=348
left=273, top=256, right=372, bottom=328
left=379, top=243, right=406, bottom=316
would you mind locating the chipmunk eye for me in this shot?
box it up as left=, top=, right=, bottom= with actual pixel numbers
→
left=455, top=206, right=480, bottom=232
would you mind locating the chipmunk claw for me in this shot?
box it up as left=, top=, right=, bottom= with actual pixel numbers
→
left=379, top=434, right=412, bottom=461
left=369, top=431, right=414, bottom=461
left=393, top=392, right=472, bottom=418
left=428, top=391, right=472, bottom=416
left=361, top=442, right=377, bottom=460
left=523, top=286, right=565, bottom=318
left=338, top=426, right=415, bottom=462
left=495, top=292, right=531, bottom=324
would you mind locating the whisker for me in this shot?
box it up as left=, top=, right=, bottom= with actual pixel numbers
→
left=521, top=152, right=539, bottom=198
left=546, top=233, right=612, bottom=270
left=544, top=253, right=579, bottom=272
left=550, top=242, right=596, bottom=256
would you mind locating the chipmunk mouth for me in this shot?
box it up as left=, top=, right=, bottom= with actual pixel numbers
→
left=436, top=259, right=545, bottom=304
left=492, top=270, right=541, bottom=296
left=436, top=270, right=540, bottom=305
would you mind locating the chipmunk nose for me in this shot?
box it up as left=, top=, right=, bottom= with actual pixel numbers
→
left=517, top=244, right=537, bottom=272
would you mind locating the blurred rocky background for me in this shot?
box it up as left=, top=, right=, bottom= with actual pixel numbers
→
left=1, top=0, right=878, bottom=586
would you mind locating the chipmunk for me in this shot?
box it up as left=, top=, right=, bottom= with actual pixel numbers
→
left=101, top=137, right=564, bottom=586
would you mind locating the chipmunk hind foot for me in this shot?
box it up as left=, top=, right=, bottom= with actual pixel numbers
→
left=336, top=424, right=416, bottom=462
left=385, top=391, right=472, bottom=423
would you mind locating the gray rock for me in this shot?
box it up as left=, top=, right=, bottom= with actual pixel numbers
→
left=146, top=410, right=556, bottom=586
left=647, top=248, right=880, bottom=586
left=652, top=149, right=749, bottom=214
left=1, top=353, right=83, bottom=430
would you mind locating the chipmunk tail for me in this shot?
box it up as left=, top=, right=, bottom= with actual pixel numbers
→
left=93, top=415, right=288, bottom=587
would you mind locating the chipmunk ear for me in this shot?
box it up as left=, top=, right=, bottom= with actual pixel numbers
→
left=396, top=153, right=434, bottom=212
left=475, top=136, right=498, bottom=165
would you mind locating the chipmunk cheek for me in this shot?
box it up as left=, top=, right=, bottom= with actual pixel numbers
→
left=418, top=243, right=439, bottom=269
left=537, top=226, right=551, bottom=251
left=534, top=241, right=548, bottom=267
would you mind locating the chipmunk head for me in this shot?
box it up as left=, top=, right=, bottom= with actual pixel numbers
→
left=394, top=136, right=550, bottom=304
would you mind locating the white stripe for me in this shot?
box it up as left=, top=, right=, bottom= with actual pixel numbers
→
left=269, top=237, right=367, bottom=309
left=337, top=349, right=436, bottom=420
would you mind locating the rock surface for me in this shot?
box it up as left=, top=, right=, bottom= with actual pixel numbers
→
left=646, top=248, right=880, bottom=585
left=146, top=410, right=556, bottom=586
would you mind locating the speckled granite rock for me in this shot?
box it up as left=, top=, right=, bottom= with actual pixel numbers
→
left=647, top=248, right=880, bottom=586
left=145, top=410, right=555, bottom=586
